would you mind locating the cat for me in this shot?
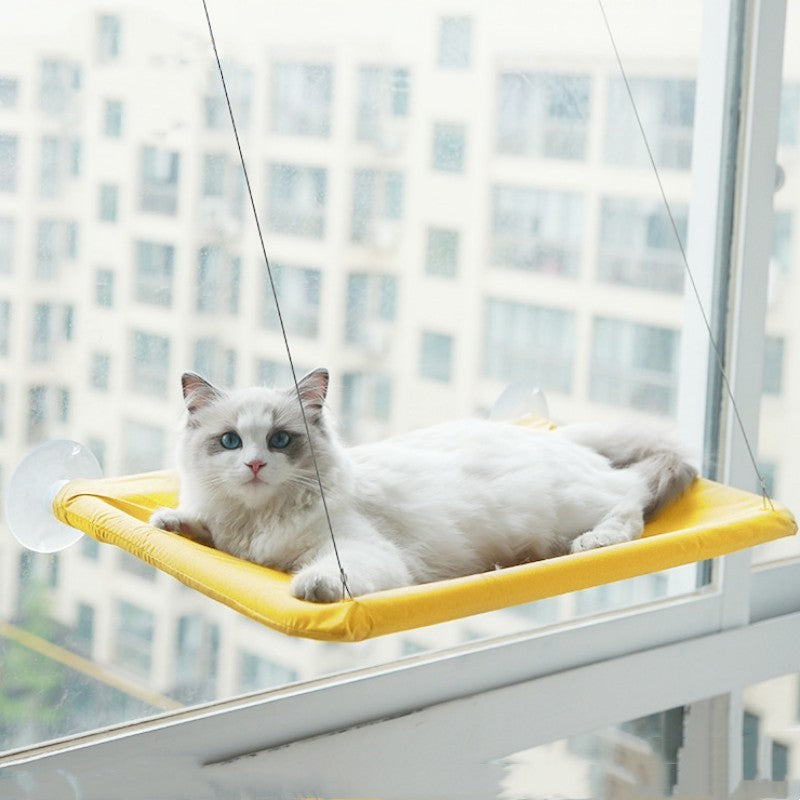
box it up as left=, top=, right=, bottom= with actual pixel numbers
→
left=150, top=368, right=697, bottom=602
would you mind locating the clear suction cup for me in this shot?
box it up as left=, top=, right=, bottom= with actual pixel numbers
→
left=5, top=440, right=102, bottom=553
left=489, top=382, right=549, bottom=422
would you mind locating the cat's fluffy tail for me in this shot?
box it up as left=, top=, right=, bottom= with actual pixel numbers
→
left=560, top=424, right=698, bottom=518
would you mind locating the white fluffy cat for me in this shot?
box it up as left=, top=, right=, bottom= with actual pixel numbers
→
left=150, top=369, right=697, bottom=602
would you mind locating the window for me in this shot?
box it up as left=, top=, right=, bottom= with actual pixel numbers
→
left=742, top=711, right=760, bottom=780
left=204, top=62, right=252, bottom=130
left=98, top=184, right=118, bottom=222
left=771, top=210, right=792, bottom=275
left=605, top=77, right=695, bottom=170
left=0, top=217, right=14, bottom=272
left=35, top=219, right=77, bottom=279
left=772, top=740, right=789, bottom=781
left=39, top=59, right=81, bottom=116
left=260, top=263, right=321, bottom=338
left=432, top=123, right=466, bottom=172
left=196, top=246, right=240, bottom=314
left=90, top=352, right=111, bottom=391
left=267, top=163, right=327, bottom=238
left=39, top=136, right=63, bottom=198
left=95, top=268, right=114, bottom=307
left=0, top=77, right=18, bottom=108
left=0, top=383, right=5, bottom=437
left=174, top=615, right=219, bottom=703
left=30, top=303, right=52, bottom=362
left=80, top=535, right=100, bottom=561
left=351, top=169, right=404, bottom=244
left=345, top=272, right=397, bottom=347
left=140, top=146, right=179, bottom=215
left=597, top=197, right=688, bottom=292
left=763, top=336, right=784, bottom=395
left=0, top=134, right=18, bottom=192
left=356, top=66, right=411, bottom=144
left=130, top=331, right=170, bottom=398
left=118, top=551, right=157, bottom=581
left=271, top=62, right=332, bottom=137
left=122, top=419, right=165, bottom=473
left=238, top=651, right=297, bottom=694
left=483, top=298, right=575, bottom=393
left=256, top=359, right=311, bottom=389
left=491, top=186, right=583, bottom=276
left=438, top=17, right=472, bottom=69
left=26, top=385, right=47, bottom=443
left=97, top=14, right=121, bottom=62
left=114, top=600, right=154, bottom=679
left=425, top=227, right=459, bottom=277
left=102, top=99, right=123, bottom=138
left=497, top=72, right=591, bottom=160
left=420, top=331, right=453, bottom=382
left=87, top=436, right=106, bottom=472
left=134, top=241, right=174, bottom=307
left=590, top=318, right=680, bottom=416
left=778, top=81, right=799, bottom=147
left=202, top=154, right=225, bottom=197
left=73, top=603, right=95, bottom=657
left=193, top=338, right=236, bottom=387
left=340, top=371, right=393, bottom=436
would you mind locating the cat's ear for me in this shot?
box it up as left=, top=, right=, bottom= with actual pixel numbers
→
left=181, top=372, right=223, bottom=414
left=295, top=368, right=329, bottom=418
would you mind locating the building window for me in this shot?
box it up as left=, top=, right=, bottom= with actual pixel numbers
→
left=491, top=186, right=583, bottom=276
left=771, top=210, right=792, bottom=275
left=425, top=227, right=459, bottom=278
left=31, top=303, right=52, bottom=362
left=590, top=317, right=680, bottom=416
left=97, top=14, right=121, bottom=62
left=597, top=197, right=687, bottom=293
left=438, top=17, right=472, bottom=69
left=256, top=359, right=311, bottom=389
left=0, top=77, right=18, bottom=108
left=39, top=136, right=63, bottom=198
left=90, top=352, right=111, bottom=391
left=420, top=331, right=454, bottom=382
left=130, top=330, right=170, bottom=398
left=267, top=163, right=326, bottom=238
left=193, top=338, right=237, bottom=387
left=118, top=550, right=157, bottom=581
left=196, top=247, right=240, bottom=314
left=605, top=77, right=695, bottom=170
left=114, top=600, right=155, bottom=679
left=80, top=534, right=100, bottom=560
left=98, top=184, right=119, bottom=222
left=103, top=99, right=123, bottom=138
left=175, top=615, right=220, bottom=703
left=0, top=217, right=14, bottom=273
left=483, top=298, right=575, bottom=393
left=0, top=134, right=18, bottom=192
left=432, top=123, right=466, bottom=172
left=742, top=711, right=760, bottom=780
left=351, top=169, right=404, bottom=244
left=95, top=269, right=115, bottom=307
left=778, top=82, right=799, bottom=147
left=202, top=153, right=225, bottom=197
left=340, top=372, right=393, bottom=436
left=345, top=272, right=397, bottom=349
left=0, top=300, right=10, bottom=356
left=0, top=383, right=6, bottom=438
left=356, top=66, right=410, bottom=144
left=123, top=419, right=165, bottom=473
left=271, top=62, right=332, bottom=137
left=772, top=740, right=789, bottom=781
left=140, top=146, right=179, bottom=215
left=134, top=241, right=174, bottom=307
left=260, top=264, right=321, bottom=338
left=238, top=650, right=297, bottom=693
left=39, top=59, right=81, bottom=116
left=763, top=336, right=784, bottom=395
left=497, top=72, right=591, bottom=160
left=204, top=62, right=252, bottom=130
left=74, top=603, right=95, bottom=657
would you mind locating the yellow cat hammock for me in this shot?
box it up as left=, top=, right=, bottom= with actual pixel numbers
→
left=41, top=424, right=796, bottom=642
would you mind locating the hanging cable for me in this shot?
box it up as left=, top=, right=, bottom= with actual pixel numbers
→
left=597, top=0, right=774, bottom=510
left=200, top=0, right=352, bottom=599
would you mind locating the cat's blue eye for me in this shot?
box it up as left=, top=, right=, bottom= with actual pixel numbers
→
left=269, top=430, right=291, bottom=449
left=220, top=431, right=242, bottom=450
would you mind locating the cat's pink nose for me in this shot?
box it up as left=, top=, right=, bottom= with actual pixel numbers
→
left=246, top=460, right=265, bottom=476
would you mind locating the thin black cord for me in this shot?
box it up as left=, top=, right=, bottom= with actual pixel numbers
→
left=200, top=0, right=353, bottom=598
left=597, top=0, right=774, bottom=511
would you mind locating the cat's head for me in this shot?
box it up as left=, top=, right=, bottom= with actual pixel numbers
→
left=176, top=368, right=336, bottom=508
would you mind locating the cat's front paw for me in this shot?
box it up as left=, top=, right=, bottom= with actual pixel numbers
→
left=150, top=507, right=183, bottom=532
left=290, top=568, right=348, bottom=603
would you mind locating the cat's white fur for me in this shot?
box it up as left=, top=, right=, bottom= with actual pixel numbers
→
left=150, top=369, right=697, bottom=602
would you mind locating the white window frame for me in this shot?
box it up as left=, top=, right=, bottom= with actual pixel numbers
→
left=1, top=2, right=798, bottom=797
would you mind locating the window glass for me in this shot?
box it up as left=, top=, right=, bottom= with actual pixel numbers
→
left=0, top=0, right=716, bottom=754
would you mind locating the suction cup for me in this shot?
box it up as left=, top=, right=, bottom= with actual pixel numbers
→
left=489, top=383, right=549, bottom=422
left=5, top=440, right=102, bottom=553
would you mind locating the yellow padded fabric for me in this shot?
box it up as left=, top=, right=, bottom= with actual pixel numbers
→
left=52, top=470, right=796, bottom=642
